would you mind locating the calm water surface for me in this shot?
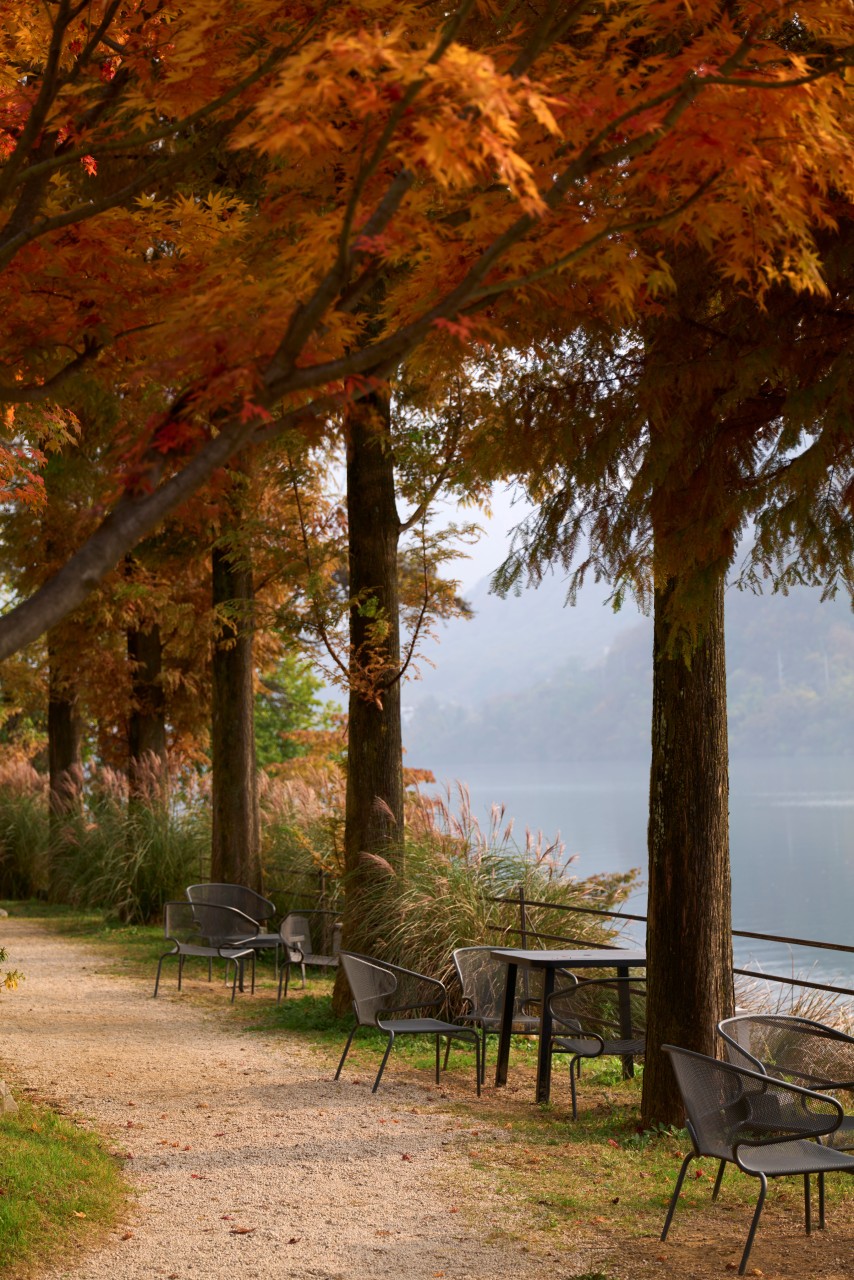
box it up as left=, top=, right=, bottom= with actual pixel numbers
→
left=425, top=756, right=854, bottom=990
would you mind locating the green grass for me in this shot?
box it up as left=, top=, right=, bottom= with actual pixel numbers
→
left=0, top=1099, right=127, bottom=1275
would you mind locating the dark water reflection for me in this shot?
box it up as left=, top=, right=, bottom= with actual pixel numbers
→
left=424, top=755, right=854, bottom=989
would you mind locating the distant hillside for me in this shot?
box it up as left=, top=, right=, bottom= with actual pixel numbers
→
left=406, top=570, right=641, bottom=708
left=403, top=584, right=854, bottom=763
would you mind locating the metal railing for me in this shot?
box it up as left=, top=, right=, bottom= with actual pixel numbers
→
left=487, top=886, right=854, bottom=1002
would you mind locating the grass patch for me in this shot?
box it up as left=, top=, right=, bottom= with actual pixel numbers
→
left=0, top=1097, right=127, bottom=1275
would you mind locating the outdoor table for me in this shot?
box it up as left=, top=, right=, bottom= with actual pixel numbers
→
left=490, top=947, right=647, bottom=1104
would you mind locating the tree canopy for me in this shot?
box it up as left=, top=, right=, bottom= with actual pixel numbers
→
left=1, top=1, right=852, bottom=654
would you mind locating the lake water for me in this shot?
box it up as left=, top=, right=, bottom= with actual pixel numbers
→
left=423, top=755, right=854, bottom=994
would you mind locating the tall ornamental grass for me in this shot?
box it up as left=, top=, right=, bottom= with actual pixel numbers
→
left=0, top=758, right=209, bottom=923
left=49, top=765, right=210, bottom=923
left=0, top=760, right=49, bottom=899
left=259, top=768, right=638, bottom=993
left=356, top=781, right=639, bottom=995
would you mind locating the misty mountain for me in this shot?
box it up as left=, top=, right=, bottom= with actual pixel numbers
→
left=406, top=570, right=642, bottom=708
left=403, top=578, right=854, bottom=764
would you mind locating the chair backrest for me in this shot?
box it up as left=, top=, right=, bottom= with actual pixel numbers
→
left=452, top=946, right=568, bottom=1022
left=665, top=1043, right=843, bottom=1159
left=340, top=953, right=398, bottom=1026
left=452, top=947, right=508, bottom=1020
left=280, top=911, right=316, bottom=954
left=664, top=1044, right=773, bottom=1160
left=186, top=883, right=275, bottom=926
left=549, top=976, right=646, bottom=1041
left=164, top=900, right=200, bottom=942
left=719, top=1013, right=854, bottom=1089
left=166, top=900, right=258, bottom=948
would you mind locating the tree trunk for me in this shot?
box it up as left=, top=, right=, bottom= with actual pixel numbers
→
left=641, top=573, right=734, bottom=1127
left=48, top=637, right=82, bottom=824
left=127, top=621, right=168, bottom=799
left=334, top=393, right=404, bottom=1011
left=210, top=540, right=261, bottom=889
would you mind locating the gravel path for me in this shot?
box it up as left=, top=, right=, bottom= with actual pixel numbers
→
left=0, top=918, right=592, bottom=1280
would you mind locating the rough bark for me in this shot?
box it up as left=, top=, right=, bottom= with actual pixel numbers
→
left=334, top=394, right=404, bottom=1012
left=127, top=621, right=168, bottom=798
left=210, top=540, right=261, bottom=889
left=641, top=572, right=734, bottom=1127
left=47, top=637, right=82, bottom=823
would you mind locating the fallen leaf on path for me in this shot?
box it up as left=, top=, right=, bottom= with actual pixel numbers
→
left=401, top=1153, right=413, bottom=1161
left=288, top=1237, right=300, bottom=1244
left=607, top=1138, right=620, bottom=1148
left=72, top=1211, right=86, bottom=1218
left=121, top=1232, right=134, bottom=1240
left=229, top=1226, right=255, bottom=1235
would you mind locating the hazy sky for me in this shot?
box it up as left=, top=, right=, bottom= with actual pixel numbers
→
left=433, top=484, right=531, bottom=592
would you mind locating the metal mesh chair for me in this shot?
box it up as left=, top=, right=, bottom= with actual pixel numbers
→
left=278, top=910, right=342, bottom=1001
left=548, top=975, right=646, bottom=1118
left=661, top=1044, right=854, bottom=1275
left=186, top=882, right=280, bottom=963
left=335, top=952, right=481, bottom=1094
left=719, top=1013, right=854, bottom=1149
left=451, top=946, right=550, bottom=1085
left=154, top=901, right=258, bottom=1001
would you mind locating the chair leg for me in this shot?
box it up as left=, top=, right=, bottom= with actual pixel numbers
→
left=481, top=1033, right=489, bottom=1086
left=372, top=1032, right=395, bottom=1093
left=435, top=1034, right=441, bottom=1084
left=153, top=952, right=170, bottom=997
left=804, top=1174, right=811, bottom=1235
left=569, top=1056, right=580, bottom=1120
left=712, top=1159, right=727, bottom=1201
left=178, top=953, right=185, bottom=991
left=335, top=1024, right=358, bottom=1080
left=661, top=1152, right=694, bottom=1242
left=249, top=952, right=256, bottom=995
left=474, top=1035, right=481, bottom=1098
left=300, top=960, right=306, bottom=989
left=207, top=957, right=212, bottom=982
left=442, top=1037, right=452, bottom=1072
left=229, top=959, right=240, bottom=1002
left=818, top=1171, right=825, bottom=1229
left=277, top=961, right=291, bottom=1004
left=739, top=1173, right=768, bottom=1276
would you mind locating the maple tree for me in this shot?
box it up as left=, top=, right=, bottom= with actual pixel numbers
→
left=0, top=1, right=852, bottom=658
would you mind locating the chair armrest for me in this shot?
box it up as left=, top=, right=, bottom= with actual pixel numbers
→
left=733, top=1072, right=844, bottom=1155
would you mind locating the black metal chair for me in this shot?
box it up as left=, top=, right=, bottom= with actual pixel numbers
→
left=154, top=901, right=258, bottom=1001
left=278, top=910, right=341, bottom=1001
left=719, top=1013, right=854, bottom=1149
left=450, top=945, right=547, bottom=1085
left=335, top=952, right=481, bottom=1094
left=661, top=1044, right=854, bottom=1275
left=548, top=975, right=646, bottom=1118
left=186, top=882, right=281, bottom=966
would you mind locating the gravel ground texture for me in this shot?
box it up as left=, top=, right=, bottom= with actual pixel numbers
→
left=0, top=917, right=600, bottom=1280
